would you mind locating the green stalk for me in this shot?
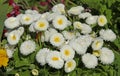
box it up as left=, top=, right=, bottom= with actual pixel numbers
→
left=68, top=0, right=77, bottom=6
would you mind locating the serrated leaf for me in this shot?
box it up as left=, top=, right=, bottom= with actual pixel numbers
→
left=15, top=60, right=30, bottom=68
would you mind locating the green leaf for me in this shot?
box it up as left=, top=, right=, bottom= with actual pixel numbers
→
left=113, top=37, right=120, bottom=49
left=13, top=48, right=20, bottom=61
left=101, top=72, right=108, bottom=76
left=113, top=50, right=120, bottom=76
left=107, top=69, right=114, bottom=76
left=105, top=9, right=112, bottom=23
left=39, top=69, right=49, bottom=76
left=80, top=0, right=101, bottom=10
left=69, top=71, right=76, bottom=76
left=107, top=0, right=115, bottom=8
left=76, top=68, right=82, bottom=75
left=15, top=59, right=30, bottom=68
left=0, top=0, right=12, bottom=41
left=100, top=5, right=107, bottom=14
left=92, top=73, right=101, bottom=76
left=19, top=70, right=31, bottom=76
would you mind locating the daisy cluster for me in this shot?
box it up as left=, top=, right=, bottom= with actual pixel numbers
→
left=4, top=3, right=116, bottom=73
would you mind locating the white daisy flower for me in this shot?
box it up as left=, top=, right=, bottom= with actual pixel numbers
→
left=25, top=9, right=39, bottom=14
left=4, top=30, right=11, bottom=37
left=73, top=22, right=92, bottom=34
left=62, top=31, right=75, bottom=40
left=7, top=30, right=20, bottom=45
left=25, top=9, right=41, bottom=21
left=69, top=40, right=87, bottom=55
left=34, top=19, right=49, bottom=31
left=47, top=13, right=60, bottom=21
left=4, top=17, right=20, bottom=29
left=64, top=60, right=76, bottom=73
left=16, top=14, right=23, bottom=21
left=99, top=29, right=116, bottom=41
left=82, top=53, right=98, bottom=68
left=53, top=15, right=68, bottom=30
left=92, top=38, right=103, bottom=50
left=78, top=12, right=92, bottom=19
left=81, top=23, right=92, bottom=34
left=41, top=28, right=58, bottom=42
left=6, top=49, right=14, bottom=58
left=68, top=6, right=84, bottom=15
left=60, top=45, right=75, bottom=61
left=44, top=28, right=58, bottom=42
left=73, top=21, right=82, bottom=30
left=40, top=12, right=50, bottom=19
left=99, top=47, right=114, bottom=64
left=20, top=14, right=33, bottom=25
left=69, top=39, right=87, bottom=55
left=50, top=33, right=65, bottom=47
left=36, top=48, right=50, bottom=66
left=33, top=14, right=41, bottom=22
left=98, top=15, right=107, bottom=26
left=46, top=51, right=64, bottom=69
left=86, top=16, right=98, bottom=25
left=52, top=3, right=65, bottom=14
left=5, top=44, right=15, bottom=58
left=29, top=23, right=36, bottom=32
left=20, top=40, right=36, bottom=55
left=76, top=35, right=93, bottom=47
left=17, top=27, right=24, bottom=36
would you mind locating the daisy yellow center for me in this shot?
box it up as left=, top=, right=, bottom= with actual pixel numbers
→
left=24, top=17, right=30, bottom=21
left=93, top=50, right=101, bottom=57
left=64, top=49, right=70, bottom=56
left=38, top=22, right=45, bottom=28
left=76, top=23, right=82, bottom=29
left=67, top=61, right=73, bottom=68
left=95, top=41, right=100, bottom=47
left=54, top=36, right=60, bottom=43
left=58, top=19, right=63, bottom=25
left=0, top=49, right=9, bottom=67
left=11, top=35, right=16, bottom=40
left=52, top=56, right=59, bottom=61
left=99, top=17, right=105, bottom=24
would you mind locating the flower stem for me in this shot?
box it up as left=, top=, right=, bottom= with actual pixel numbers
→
left=68, top=0, right=77, bottom=6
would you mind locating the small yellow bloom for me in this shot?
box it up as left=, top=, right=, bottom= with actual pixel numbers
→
left=52, top=56, right=59, bottom=61
left=15, top=73, right=20, bottom=76
left=31, top=69, right=39, bottom=76
left=93, top=50, right=101, bottom=57
left=0, top=48, right=9, bottom=67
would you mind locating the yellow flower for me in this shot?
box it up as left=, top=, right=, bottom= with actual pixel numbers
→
left=0, top=48, right=9, bottom=67
left=31, top=69, right=39, bottom=76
